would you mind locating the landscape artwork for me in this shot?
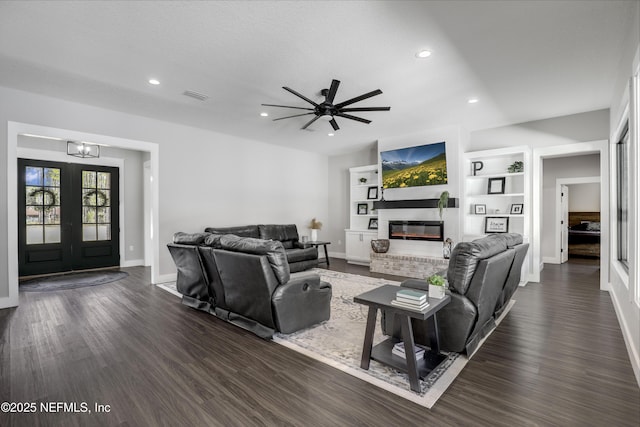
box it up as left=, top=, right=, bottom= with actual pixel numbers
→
left=381, top=141, right=448, bottom=188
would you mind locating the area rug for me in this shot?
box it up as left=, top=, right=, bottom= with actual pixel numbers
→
left=19, top=270, right=129, bottom=292
left=157, top=269, right=513, bottom=409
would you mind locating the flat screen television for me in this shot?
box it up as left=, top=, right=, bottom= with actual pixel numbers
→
left=380, top=141, right=448, bottom=188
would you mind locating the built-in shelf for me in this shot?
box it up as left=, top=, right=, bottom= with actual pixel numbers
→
left=373, top=198, right=459, bottom=210
left=466, top=193, right=525, bottom=198
left=466, top=172, right=525, bottom=179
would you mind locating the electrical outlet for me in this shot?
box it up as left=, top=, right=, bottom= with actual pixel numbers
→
left=129, top=245, right=134, bottom=251
left=338, top=240, right=342, bottom=245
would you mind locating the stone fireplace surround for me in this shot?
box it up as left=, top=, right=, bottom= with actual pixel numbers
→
left=370, top=251, right=449, bottom=279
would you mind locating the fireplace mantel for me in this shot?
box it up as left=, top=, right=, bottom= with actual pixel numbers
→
left=373, top=198, right=459, bottom=210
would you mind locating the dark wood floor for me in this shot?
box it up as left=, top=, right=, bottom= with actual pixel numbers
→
left=1, top=259, right=638, bottom=426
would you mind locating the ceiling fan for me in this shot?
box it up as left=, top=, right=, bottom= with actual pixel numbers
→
left=262, top=79, right=390, bottom=131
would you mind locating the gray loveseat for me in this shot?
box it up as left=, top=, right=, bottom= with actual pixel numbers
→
left=167, top=232, right=332, bottom=339
left=382, top=233, right=528, bottom=355
left=204, top=224, right=319, bottom=272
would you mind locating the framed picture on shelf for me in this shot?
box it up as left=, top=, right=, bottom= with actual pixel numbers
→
left=368, top=218, right=378, bottom=230
left=485, top=217, right=509, bottom=233
left=487, top=177, right=506, bottom=194
left=510, top=203, right=524, bottom=214
left=357, top=203, right=368, bottom=215
left=367, top=186, right=378, bottom=199
left=474, top=204, right=486, bottom=215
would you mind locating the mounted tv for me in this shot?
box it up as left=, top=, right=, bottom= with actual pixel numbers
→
left=381, top=141, right=448, bottom=188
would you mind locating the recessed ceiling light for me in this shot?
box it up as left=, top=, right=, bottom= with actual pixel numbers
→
left=415, top=50, right=432, bottom=58
left=468, top=98, right=479, bottom=104
left=148, top=79, right=160, bottom=85
left=328, top=133, right=335, bottom=137
left=260, top=112, right=269, bottom=117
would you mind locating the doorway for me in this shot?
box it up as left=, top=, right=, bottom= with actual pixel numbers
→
left=18, top=158, right=120, bottom=276
left=532, top=140, right=609, bottom=289
left=553, top=176, right=601, bottom=265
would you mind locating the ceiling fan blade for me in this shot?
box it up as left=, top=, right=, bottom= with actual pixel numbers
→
left=262, top=103, right=314, bottom=110
left=282, top=86, right=319, bottom=107
left=335, top=113, right=372, bottom=124
left=301, top=115, right=321, bottom=130
left=326, top=79, right=340, bottom=103
left=334, top=89, right=383, bottom=108
left=273, top=112, right=315, bottom=121
left=330, top=118, right=340, bottom=131
left=339, top=106, right=391, bottom=112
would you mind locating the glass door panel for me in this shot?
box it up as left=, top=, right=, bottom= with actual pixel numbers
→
left=24, top=166, right=61, bottom=245
left=82, top=171, right=112, bottom=242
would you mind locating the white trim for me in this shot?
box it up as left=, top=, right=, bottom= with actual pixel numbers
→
left=122, top=259, right=145, bottom=268
left=156, top=273, right=177, bottom=284
left=630, top=68, right=640, bottom=306
left=4, top=121, right=161, bottom=309
left=552, top=176, right=601, bottom=264
left=17, top=147, right=127, bottom=269
left=609, top=282, right=640, bottom=386
left=2, top=124, right=19, bottom=309
left=532, top=140, right=609, bottom=290
left=143, top=160, right=152, bottom=267
left=542, top=256, right=557, bottom=264
left=328, top=251, right=346, bottom=259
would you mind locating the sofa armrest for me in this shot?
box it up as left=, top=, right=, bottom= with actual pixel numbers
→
left=273, top=271, right=324, bottom=298
left=271, top=272, right=332, bottom=334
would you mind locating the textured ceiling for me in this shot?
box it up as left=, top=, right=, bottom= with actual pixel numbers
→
left=0, top=1, right=635, bottom=155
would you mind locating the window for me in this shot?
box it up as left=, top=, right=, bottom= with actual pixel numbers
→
left=82, top=170, right=112, bottom=242
left=25, top=166, right=61, bottom=244
left=616, top=123, right=629, bottom=270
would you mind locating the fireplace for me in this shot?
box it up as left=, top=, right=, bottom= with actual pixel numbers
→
left=388, top=220, right=444, bottom=242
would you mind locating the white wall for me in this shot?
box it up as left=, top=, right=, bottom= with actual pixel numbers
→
left=472, top=110, right=610, bottom=150
left=0, top=85, right=328, bottom=302
left=377, top=126, right=465, bottom=257
left=327, top=144, right=377, bottom=257
left=568, top=183, right=600, bottom=212
left=17, top=135, right=146, bottom=263
left=608, top=0, right=640, bottom=386
left=542, top=154, right=600, bottom=259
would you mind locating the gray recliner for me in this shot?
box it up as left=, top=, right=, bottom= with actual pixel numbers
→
left=167, top=232, right=332, bottom=338
left=382, top=233, right=528, bottom=355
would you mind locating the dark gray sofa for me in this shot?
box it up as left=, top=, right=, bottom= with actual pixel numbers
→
left=382, top=233, right=528, bottom=355
left=204, top=224, right=319, bottom=272
left=167, top=232, right=332, bottom=338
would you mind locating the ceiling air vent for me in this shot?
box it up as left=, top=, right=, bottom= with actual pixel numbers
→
left=182, top=90, right=209, bottom=101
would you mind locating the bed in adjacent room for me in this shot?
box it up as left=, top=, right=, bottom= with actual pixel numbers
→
left=568, top=211, right=601, bottom=258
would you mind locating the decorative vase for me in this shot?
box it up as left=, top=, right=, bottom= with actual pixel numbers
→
left=429, top=284, right=446, bottom=299
left=371, top=239, right=390, bottom=253
left=443, top=238, right=452, bottom=259
left=311, top=229, right=318, bottom=242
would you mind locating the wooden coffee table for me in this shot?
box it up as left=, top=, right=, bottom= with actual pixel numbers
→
left=354, top=284, right=451, bottom=392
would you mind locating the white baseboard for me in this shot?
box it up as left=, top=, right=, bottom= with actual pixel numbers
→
left=328, top=251, right=346, bottom=259
left=609, top=286, right=640, bottom=387
left=542, top=256, right=559, bottom=264
left=122, top=259, right=144, bottom=268
left=156, top=273, right=177, bottom=284
left=0, top=295, right=19, bottom=309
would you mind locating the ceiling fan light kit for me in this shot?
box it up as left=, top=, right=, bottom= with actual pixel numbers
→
left=262, top=79, right=390, bottom=131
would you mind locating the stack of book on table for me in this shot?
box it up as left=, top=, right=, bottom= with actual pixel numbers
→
left=390, top=289, right=429, bottom=311
left=392, top=341, right=425, bottom=360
